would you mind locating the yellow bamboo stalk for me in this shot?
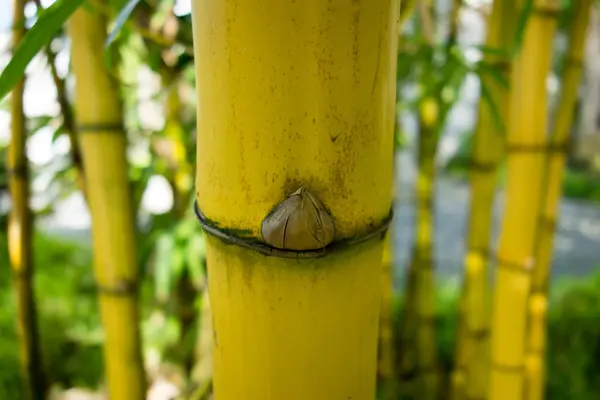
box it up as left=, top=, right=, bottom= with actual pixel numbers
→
left=488, top=1, right=559, bottom=399
left=7, top=0, right=47, bottom=398
left=525, top=2, right=592, bottom=399
left=68, top=2, right=146, bottom=399
left=378, top=229, right=397, bottom=399
left=413, top=97, right=440, bottom=399
left=451, top=1, right=515, bottom=399
left=163, top=77, right=193, bottom=218
left=190, top=0, right=400, bottom=398
left=398, top=97, right=439, bottom=400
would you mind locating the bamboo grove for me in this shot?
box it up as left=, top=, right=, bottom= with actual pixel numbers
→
left=0, top=0, right=599, bottom=399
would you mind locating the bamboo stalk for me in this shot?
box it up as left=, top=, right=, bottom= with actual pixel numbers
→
left=451, top=1, right=515, bottom=399
left=397, top=96, right=440, bottom=400
left=378, top=230, right=397, bottom=400
left=488, top=1, right=559, bottom=399
left=7, top=1, right=47, bottom=398
left=399, top=2, right=463, bottom=396
left=190, top=0, right=400, bottom=398
left=412, top=97, right=440, bottom=400
left=68, top=2, right=146, bottom=399
left=525, top=2, right=592, bottom=399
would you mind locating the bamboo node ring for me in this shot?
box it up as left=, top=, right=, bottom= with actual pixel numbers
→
left=193, top=188, right=393, bottom=259
left=95, top=279, right=139, bottom=297
left=77, top=122, right=124, bottom=133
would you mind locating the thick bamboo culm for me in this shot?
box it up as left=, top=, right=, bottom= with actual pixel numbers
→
left=488, top=1, right=559, bottom=399
left=190, top=0, right=400, bottom=398
left=68, top=2, right=146, bottom=399
left=7, top=0, right=47, bottom=398
left=451, top=1, right=515, bottom=399
left=525, top=2, right=593, bottom=399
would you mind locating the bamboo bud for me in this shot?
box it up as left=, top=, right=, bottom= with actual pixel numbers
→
left=261, top=187, right=335, bottom=250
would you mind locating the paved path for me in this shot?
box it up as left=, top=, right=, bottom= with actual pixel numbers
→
left=392, top=154, right=600, bottom=288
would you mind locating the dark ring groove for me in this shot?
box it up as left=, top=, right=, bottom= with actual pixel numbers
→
left=77, top=122, right=123, bottom=133
left=506, top=141, right=570, bottom=153
left=95, top=280, right=138, bottom=297
left=6, top=164, right=28, bottom=179
left=193, top=200, right=393, bottom=259
left=491, top=361, right=524, bottom=374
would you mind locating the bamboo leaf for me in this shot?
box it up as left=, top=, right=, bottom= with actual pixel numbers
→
left=475, top=60, right=509, bottom=89
left=50, top=123, right=65, bottom=143
left=511, top=0, right=535, bottom=57
left=0, top=0, right=88, bottom=101
left=105, top=0, right=143, bottom=48
left=154, top=233, right=175, bottom=302
left=171, top=244, right=186, bottom=284
left=27, top=115, right=54, bottom=134
left=186, top=234, right=206, bottom=288
left=479, top=79, right=505, bottom=134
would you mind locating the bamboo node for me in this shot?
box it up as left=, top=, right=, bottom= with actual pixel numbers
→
left=506, top=141, right=570, bottom=153
left=96, top=279, right=138, bottom=296
left=467, top=159, right=498, bottom=174
left=193, top=199, right=393, bottom=259
left=6, top=163, right=28, bottom=179
left=491, top=361, right=524, bottom=374
left=563, top=55, right=584, bottom=69
left=496, top=255, right=535, bottom=274
left=77, top=122, right=124, bottom=134
left=11, top=267, right=32, bottom=280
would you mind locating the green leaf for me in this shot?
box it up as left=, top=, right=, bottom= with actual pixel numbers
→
left=186, top=234, right=206, bottom=288
left=27, top=115, right=54, bottom=134
left=0, top=0, right=88, bottom=102
left=154, top=233, right=175, bottom=302
left=105, top=0, right=143, bottom=48
left=51, top=123, right=66, bottom=143
left=510, top=0, right=535, bottom=57
left=171, top=244, right=186, bottom=285
left=479, top=79, right=505, bottom=135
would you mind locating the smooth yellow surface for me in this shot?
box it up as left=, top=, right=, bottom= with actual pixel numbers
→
left=207, top=238, right=384, bottom=399
left=525, top=2, right=592, bottom=399
left=452, top=1, right=514, bottom=398
left=193, top=0, right=397, bottom=240
left=7, top=0, right=46, bottom=398
left=378, top=231, right=397, bottom=399
left=192, top=0, right=400, bottom=398
left=488, top=1, right=558, bottom=399
left=69, top=3, right=146, bottom=399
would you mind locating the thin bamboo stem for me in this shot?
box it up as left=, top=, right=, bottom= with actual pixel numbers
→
left=7, top=0, right=47, bottom=398
left=525, top=2, right=592, bottom=399
left=451, top=1, right=515, bottom=398
left=488, top=1, right=559, bottom=399
left=398, top=97, right=439, bottom=400
left=68, top=1, right=146, bottom=398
